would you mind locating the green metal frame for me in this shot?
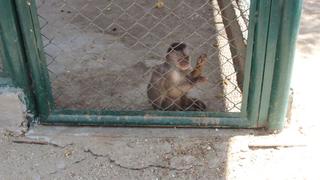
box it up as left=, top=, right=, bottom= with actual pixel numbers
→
left=0, top=0, right=36, bottom=113
left=266, top=0, right=303, bottom=130
left=0, top=0, right=302, bottom=130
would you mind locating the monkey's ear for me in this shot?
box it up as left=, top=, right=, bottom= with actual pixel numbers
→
left=182, top=46, right=190, bottom=55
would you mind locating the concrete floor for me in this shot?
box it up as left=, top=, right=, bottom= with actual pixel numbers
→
left=0, top=125, right=318, bottom=180
left=0, top=1, right=320, bottom=180
left=0, top=127, right=253, bottom=179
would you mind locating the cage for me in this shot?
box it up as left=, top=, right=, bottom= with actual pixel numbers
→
left=35, top=0, right=250, bottom=112
left=0, top=0, right=303, bottom=130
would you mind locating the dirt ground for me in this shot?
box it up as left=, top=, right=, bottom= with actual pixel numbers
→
left=0, top=0, right=319, bottom=180
left=37, top=0, right=245, bottom=111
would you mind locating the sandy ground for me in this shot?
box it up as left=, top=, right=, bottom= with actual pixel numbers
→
left=0, top=0, right=320, bottom=180
left=36, top=0, right=246, bottom=112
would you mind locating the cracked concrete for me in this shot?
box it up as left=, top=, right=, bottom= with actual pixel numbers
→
left=2, top=127, right=250, bottom=179
left=1, top=124, right=319, bottom=180
left=0, top=88, right=28, bottom=136
left=83, top=148, right=199, bottom=172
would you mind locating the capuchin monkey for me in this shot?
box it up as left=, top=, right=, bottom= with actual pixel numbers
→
left=147, top=42, right=208, bottom=111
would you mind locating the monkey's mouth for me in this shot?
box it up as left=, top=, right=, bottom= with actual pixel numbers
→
left=179, top=61, right=191, bottom=70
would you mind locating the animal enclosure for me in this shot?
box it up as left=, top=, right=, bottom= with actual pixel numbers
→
left=0, top=0, right=302, bottom=129
left=36, top=0, right=250, bottom=112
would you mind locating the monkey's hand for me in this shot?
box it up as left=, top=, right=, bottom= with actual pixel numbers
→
left=196, top=54, right=207, bottom=66
left=191, top=54, right=207, bottom=78
left=194, top=76, right=208, bottom=84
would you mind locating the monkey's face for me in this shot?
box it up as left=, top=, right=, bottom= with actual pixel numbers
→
left=167, top=49, right=191, bottom=71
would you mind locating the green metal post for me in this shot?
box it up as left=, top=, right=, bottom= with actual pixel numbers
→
left=14, top=0, right=54, bottom=120
left=246, top=0, right=273, bottom=127
left=258, top=0, right=283, bottom=127
left=267, top=0, right=303, bottom=130
left=0, top=0, right=36, bottom=114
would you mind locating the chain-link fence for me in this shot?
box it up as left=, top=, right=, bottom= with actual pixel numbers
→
left=36, top=0, right=250, bottom=112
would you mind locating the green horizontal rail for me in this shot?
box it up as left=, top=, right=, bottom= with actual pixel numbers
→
left=53, top=109, right=242, bottom=118
left=46, top=114, right=251, bottom=128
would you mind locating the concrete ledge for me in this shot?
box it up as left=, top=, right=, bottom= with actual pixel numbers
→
left=0, top=87, right=27, bottom=136
left=0, top=76, right=13, bottom=87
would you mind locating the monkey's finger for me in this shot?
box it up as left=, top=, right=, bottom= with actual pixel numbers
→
left=200, top=54, right=208, bottom=58
left=197, top=55, right=208, bottom=65
left=196, top=76, right=208, bottom=83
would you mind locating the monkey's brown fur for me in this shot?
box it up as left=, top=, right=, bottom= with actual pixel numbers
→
left=147, top=42, right=207, bottom=111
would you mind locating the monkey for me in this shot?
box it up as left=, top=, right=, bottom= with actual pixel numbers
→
left=147, top=42, right=208, bottom=111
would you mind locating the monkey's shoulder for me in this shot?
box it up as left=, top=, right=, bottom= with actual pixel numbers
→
left=151, top=63, right=171, bottom=75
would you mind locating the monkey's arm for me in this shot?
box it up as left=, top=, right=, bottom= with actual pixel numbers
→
left=175, top=76, right=207, bottom=92
left=190, top=54, right=207, bottom=78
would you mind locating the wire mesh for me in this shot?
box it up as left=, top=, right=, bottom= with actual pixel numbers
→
left=36, top=0, right=250, bottom=112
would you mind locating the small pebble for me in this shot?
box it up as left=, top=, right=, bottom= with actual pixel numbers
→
left=155, top=1, right=164, bottom=9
